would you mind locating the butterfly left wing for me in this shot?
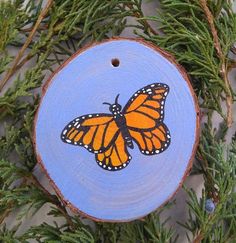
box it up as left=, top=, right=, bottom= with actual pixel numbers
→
left=95, top=132, right=131, bottom=171
left=61, top=113, right=119, bottom=153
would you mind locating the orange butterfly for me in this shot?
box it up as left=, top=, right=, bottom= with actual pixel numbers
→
left=61, top=83, right=171, bottom=171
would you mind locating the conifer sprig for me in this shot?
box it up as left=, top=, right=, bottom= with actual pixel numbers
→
left=0, top=0, right=236, bottom=242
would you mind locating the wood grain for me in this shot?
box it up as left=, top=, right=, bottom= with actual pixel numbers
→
left=33, top=38, right=200, bottom=222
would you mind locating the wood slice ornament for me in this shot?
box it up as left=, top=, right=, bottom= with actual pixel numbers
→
left=34, top=38, right=200, bottom=222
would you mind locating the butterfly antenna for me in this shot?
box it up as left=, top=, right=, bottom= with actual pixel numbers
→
left=115, top=94, right=120, bottom=104
left=103, top=102, right=111, bottom=106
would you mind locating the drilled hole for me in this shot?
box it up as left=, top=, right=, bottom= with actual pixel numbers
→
left=111, top=58, right=120, bottom=67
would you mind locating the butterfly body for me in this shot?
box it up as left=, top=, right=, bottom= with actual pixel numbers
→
left=61, top=83, right=171, bottom=171
left=107, top=99, right=134, bottom=149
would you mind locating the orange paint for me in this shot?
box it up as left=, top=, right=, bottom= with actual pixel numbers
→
left=83, top=126, right=97, bottom=144
left=129, top=130, right=145, bottom=149
left=93, top=124, right=106, bottom=150
left=125, top=112, right=155, bottom=129
left=115, top=134, right=127, bottom=164
left=97, top=153, right=104, bottom=161
left=152, top=136, right=161, bottom=149
left=144, top=100, right=160, bottom=109
left=144, top=131, right=152, bottom=138
left=105, top=146, right=112, bottom=156
left=74, top=131, right=84, bottom=142
left=116, top=133, right=125, bottom=147
left=67, top=127, right=75, bottom=137
left=118, top=149, right=128, bottom=163
left=153, top=129, right=165, bottom=141
left=104, top=121, right=119, bottom=147
left=158, top=125, right=165, bottom=133
left=110, top=149, right=121, bottom=166
left=145, top=138, right=153, bottom=151
left=82, top=116, right=113, bottom=126
left=153, top=94, right=163, bottom=99
left=137, top=106, right=160, bottom=119
left=155, top=89, right=165, bottom=94
left=126, top=94, right=147, bottom=112
left=69, top=129, right=78, bottom=140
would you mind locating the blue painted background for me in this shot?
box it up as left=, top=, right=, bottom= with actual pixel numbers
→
left=35, top=40, right=197, bottom=221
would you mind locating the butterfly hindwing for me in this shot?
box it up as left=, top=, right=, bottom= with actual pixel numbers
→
left=123, top=83, right=169, bottom=130
left=61, top=114, right=119, bottom=153
left=129, top=123, right=171, bottom=155
left=95, top=132, right=132, bottom=171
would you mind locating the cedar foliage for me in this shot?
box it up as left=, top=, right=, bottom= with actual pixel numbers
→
left=0, top=0, right=236, bottom=242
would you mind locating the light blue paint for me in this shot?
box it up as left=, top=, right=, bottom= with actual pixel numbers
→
left=36, top=40, right=197, bottom=221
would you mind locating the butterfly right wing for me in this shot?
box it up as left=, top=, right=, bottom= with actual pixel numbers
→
left=61, top=113, right=119, bottom=153
left=123, top=83, right=169, bottom=130
left=122, top=83, right=171, bottom=155
left=129, top=123, right=171, bottom=155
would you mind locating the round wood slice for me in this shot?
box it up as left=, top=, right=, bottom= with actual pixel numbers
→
left=34, top=38, right=200, bottom=222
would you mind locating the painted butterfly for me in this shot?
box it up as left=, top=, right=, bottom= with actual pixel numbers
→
left=61, top=83, right=171, bottom=171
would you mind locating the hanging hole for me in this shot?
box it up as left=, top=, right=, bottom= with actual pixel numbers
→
left=111, top=58, right=120, bottom=67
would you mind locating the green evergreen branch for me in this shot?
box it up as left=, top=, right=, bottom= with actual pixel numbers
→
left=199, top=0, right=233, bottom=127
left=179, top=125, right=236, bottom=242
left=0, top=0, right=53, bottom=91
left=0, top=0, right=236, bottom=242
left=142, top=0, right=236, bottom=125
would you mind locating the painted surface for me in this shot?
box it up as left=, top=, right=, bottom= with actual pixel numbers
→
left=35, top=39, right=197, bottom=221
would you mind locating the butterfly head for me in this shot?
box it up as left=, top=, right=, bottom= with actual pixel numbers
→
left=103, top=94, right=122, bottom=115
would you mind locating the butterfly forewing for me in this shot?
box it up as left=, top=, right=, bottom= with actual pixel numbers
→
left=61, top=114, right=119, bottom=153
left=123, top=83, right=169, bottom=130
